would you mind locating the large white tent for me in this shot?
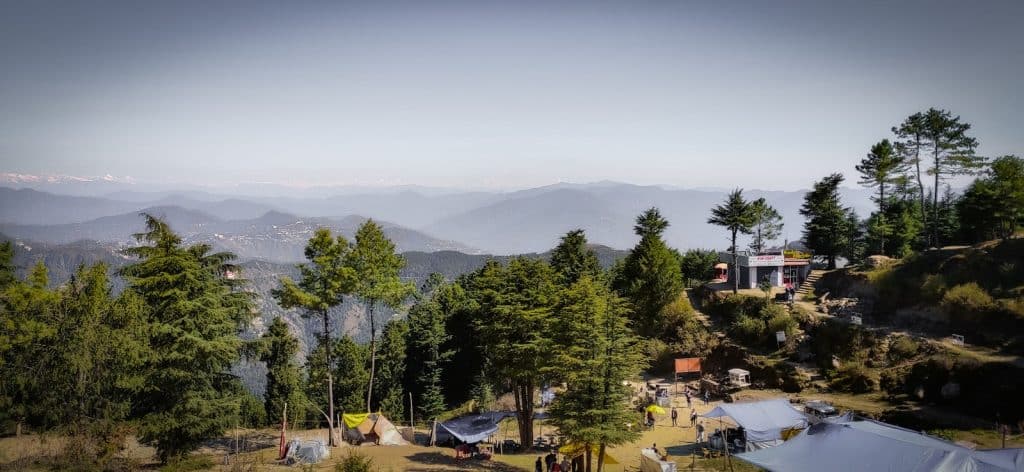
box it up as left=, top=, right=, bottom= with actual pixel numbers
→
left=701, top=398, right=808, bottom=450
left=736, top=420, right=1024, bottom=472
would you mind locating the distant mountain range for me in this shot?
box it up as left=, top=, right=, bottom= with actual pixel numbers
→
left=0, top=182, right=874, bottom=256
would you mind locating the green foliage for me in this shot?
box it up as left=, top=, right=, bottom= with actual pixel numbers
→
left=550, top=229, right=602, bottom=285
left=405, top=279, right=454, bottom=421
left=334, top=336, right=370, bottom=413
left=548, top=277, right=642, bottom=462
left=374, top=319, right=408, bottom=419
left=158, top=455, right=215, bottom=472
left=958, top=155, right=1024, bottom=242
left=857, top=139, right=908, bottom=255
left=708, top=190, right=754, bottom=293
left=941, top=282, right=994, bottom=323
left=239, top=391, right=268, bottom=428
left=748, top=198, right=783, bottom=253
left=121, top=215, right=254, bottom=463
left=346, top=219, right=416, bottom=412
left=274, top=228, right=355, bottom=434
left=259, top=317, right=305, bottom=427
left=678, top=249, right=719, bottom=287
left=800, top=173, right=861, bottom=269
left=887, top=336, right=920, bottom=363
left=473, top=257, right=556, bottom=447
left=809, top=319, right=876, bottom=369
left=614, top=207, right=684, bottom=336
left=335, top=450, right=374, bottom=472
left=829, top=363, right=877, bottom=393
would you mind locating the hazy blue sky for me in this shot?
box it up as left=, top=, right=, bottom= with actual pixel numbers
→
left=1, top=0, right=1021, bottom=190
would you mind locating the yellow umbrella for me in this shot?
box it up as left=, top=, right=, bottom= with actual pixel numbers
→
left=645, top=405, right=666, bottom=415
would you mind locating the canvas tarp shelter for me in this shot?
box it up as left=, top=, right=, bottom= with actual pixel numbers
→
left=640, top=448, right=676, bottom=472
left=736, top=420, right=1024, bottom=472
left=559, top=443, right=619, bottom=465
left=342, top=413, right=409, bottom=446
left=435, top=411, right=516, bottom=444
left=701, top=398, right=807, bottom=450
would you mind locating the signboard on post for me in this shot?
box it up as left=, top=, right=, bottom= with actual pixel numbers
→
left=674, top=358, right=702, bottom=394
left=775, top=331, right=786, bottom=343
left=851, top=315, right=862, bottom=325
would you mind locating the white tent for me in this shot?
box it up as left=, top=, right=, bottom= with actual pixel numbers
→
left=701, top=398, right=807, bottom=450
left=640, top=448, right=677, bottom=472
left=736, top=420, right=1024, bottom=472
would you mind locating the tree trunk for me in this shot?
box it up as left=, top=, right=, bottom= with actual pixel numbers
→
left=366, top=301, right=376, bottom=412
left=596, top=443, right=606, bottom=472
left=731, top=229, right=739, bottom=294
left=585, top=447, right=593, bottom=472
left=513, top=380, right=535, bottom=449
left=913, top=137, right=927, bottom=245
left=324, top=311, right=335, bottom=446
left=932, top=148, right=941, bottom=248
left=878, top=184, right=886, bottom=255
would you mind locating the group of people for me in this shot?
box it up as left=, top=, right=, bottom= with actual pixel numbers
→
left=535, top=451, right=580, bottom=472
left=669, top=406, right=700, bottom=428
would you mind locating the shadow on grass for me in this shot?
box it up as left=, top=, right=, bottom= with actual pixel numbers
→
left=405, top=451, right=523, bottom=471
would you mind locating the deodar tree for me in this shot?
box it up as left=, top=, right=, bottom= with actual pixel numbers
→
left=259, top=317, right=306, bottom=429
left=122, top=215, right=254, bottom=463
left=549, top=276, right=641, bottom=472
left=475, top=258, right=556, bottom=450
left=800, top=174, right=860, bottom=269
left=614, top=208, right=683, bottom=337
left=273, top=228, right=354, bottom=446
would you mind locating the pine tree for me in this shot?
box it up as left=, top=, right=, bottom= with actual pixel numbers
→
left=747, top=198, right=783, bottom=253
left=550, top=229, right=602, bottom=285
left=614, top=208, right=683, bottom=336
left=856, top=139, right=906, bottom=255
left=374, top=319, right=408, bottom=419
left=800, top=174, right=859, bottom=269
left=345, top=220, right=415, bottom=412
left=121, top=215, right=254, bottom=462
left=893, top=111, right=929, bottom=236
left=273, top=228, right=354, bottom=444
left=920, top=108, right=983, bottom=247
left=259, top=317, right=305, bottom=428
left=708, top=190, right=754, bottom=293
left=958, top=155, right=1024, bottom=241
left=333, top=336, right=370, bottom=414
left=405, top=278, right=454, bottom=421
left=678, top=249, right=719, bottom=287
left=0, top=261, right=58, bottom=435
left=549, top=277, right=641, bottom=472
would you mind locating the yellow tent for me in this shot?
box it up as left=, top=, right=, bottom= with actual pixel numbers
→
left=559, top=443, right=619, bottom=465
left=342, top=413, right=370, bottom=429
left=645, top=405, right=666, bottom=415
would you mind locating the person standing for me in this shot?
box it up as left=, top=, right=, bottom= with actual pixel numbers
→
left=671, top=407, right=678, bottom=427
left=685, top=390, right=692, bottom=409
left=646, top=410, right=655, bottom=429
left=696, top=421, right=705, bottom=444
left=703, top=390, right=709, bottom=406
left=535, top=456, right=543, bottom=472
left=690, top=409, right=697, bottom=427
left=561, top=456, right=571, bottom=472
left=545, top=451, right=557, bottom=472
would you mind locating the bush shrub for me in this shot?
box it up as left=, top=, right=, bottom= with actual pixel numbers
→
left=239, top=392, right=267, bottom=428
left=829, top=363, right=877, bottom=393
left=941, top=283, right=994, bottom=323
left=887, top=336, right=920, bottom=363
left=336, top=450, right=374, bottom=472
left=730, top=315, right=765, bottom=347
